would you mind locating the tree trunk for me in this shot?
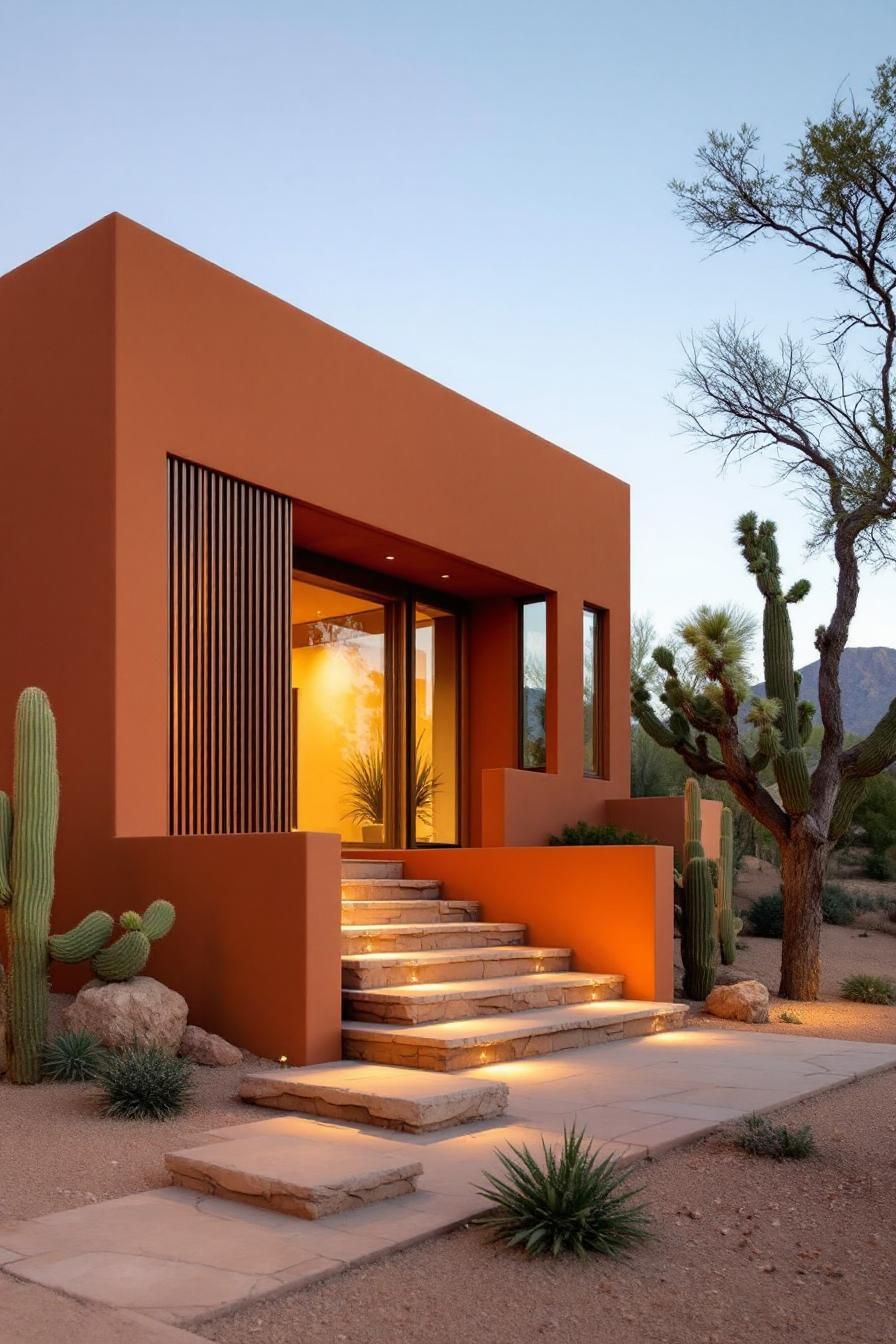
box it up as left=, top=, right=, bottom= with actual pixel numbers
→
left=778, top=830, right=827, bottom=1000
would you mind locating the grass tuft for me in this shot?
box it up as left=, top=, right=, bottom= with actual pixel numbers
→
left=840, top=973, right=896, bottom=1005
left=736, top=1113, right=815, bottom=1160
left=778, top=1010, right=803, bottom=1024
left=474, top=1126, right=651, bottom=1258
left=42, top=1029, right=108, bottom=1082
left=97, top=1045, right=193, bottom=1120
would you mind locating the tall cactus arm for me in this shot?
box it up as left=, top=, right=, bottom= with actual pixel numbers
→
left=840, top=697, right=896, bottom=779
left=49, top=910, right=115, bottom=963
left=0, top=791, right=11, bottom=905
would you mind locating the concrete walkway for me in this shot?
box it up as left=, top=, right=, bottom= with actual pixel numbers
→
left=2, top=1029, right=895, bottom=1337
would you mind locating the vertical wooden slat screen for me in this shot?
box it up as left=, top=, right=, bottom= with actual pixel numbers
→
left=168, top=457, right=292, bottom=834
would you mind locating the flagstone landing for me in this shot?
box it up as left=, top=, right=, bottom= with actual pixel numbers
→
left=1, top=1029, right=894, bottom=1328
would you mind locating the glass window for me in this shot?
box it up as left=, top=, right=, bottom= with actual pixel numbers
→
left=521, top=600, right=548, bottom=768
left=583, top=606, right=606, bottom=776
left=414, top=603, right=459, bottom=844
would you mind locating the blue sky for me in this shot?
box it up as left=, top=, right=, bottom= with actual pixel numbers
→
left=2, top=1, right=894, bottom=675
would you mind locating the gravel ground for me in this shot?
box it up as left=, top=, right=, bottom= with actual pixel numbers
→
left=687, top=922, right=896, bottom=1044
left=0, top=995, right=272, bottom=1222
left=198, top=1067, right=896, bottom=1344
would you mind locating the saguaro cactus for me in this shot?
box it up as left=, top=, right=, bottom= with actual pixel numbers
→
left=1, top=689, right=175, bottom=1083
left=716, top=806, right=739, bottom=966
left=679, top=778, right=716, bottom=1000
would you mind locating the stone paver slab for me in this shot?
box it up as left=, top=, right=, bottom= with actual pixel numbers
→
left=165, top=1132, right=423, bottom=1219
left=240, top=1060, right=508, bottom=1132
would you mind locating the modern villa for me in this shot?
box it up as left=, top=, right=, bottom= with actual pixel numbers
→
left=0, top=215, right=715, bottom=1067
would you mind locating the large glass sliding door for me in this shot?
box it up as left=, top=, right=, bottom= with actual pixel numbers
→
left=292, top=567, right=462, bottom=846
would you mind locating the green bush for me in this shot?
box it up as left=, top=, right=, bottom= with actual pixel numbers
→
left=548, top=821, right=654, bottom=847
left=474, top=1126, right=651, bottom=1258
left=746, top=892, right=784, bottom=938
left=864, top=852, right=894, bottom=881
left=736, top=1113, right=815, bottom=1160
left=97, top=1045, right=193, bottom=1120
left=821, top=883, right=856, bottom=926
left=840, top=973, right=896, bottom=1005
left=42, top=1030, right=108, bottom=1083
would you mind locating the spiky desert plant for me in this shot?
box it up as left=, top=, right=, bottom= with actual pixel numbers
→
left=716, top=806, right=740, bottom=965
left=413, top=733, right=442, bottom=824
left=97, top=1045, right=193, bottom=1120
left=736, top=1113, right=815, bottom=1160
left=0, top=689, right=177, bottom=1082
left=840, top=973, right=896, bottom=1005
left=341, top=747, right=384, bottom=827
left=474, top=1126, right=650, bottom=1258
left=42, top=1029, right=108, bottom=1082
left=679, top=779, right=716, bottom=999
left=0, top=690, right=114, bottom=1083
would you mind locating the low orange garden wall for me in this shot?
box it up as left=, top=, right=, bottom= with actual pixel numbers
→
left=361, top=845, right=675, bottom=1001
left=604, top=796, right=722, bottom=867
left=47, top=831, right=344, bottom=1066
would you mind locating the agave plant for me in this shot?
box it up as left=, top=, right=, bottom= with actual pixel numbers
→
left=474, top=1126, right=651, bottom=1258
left=97, top=1045, right=193, bottom=1121
left=42, top=1030, right=108, bottom=1083
left=341, top=747, right=384, bottom=826
left=342, top=738, right=442, bottom=826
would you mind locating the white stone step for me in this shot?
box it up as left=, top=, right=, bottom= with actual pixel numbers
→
left=341, top=922, right=526, bottom=957
left=165, top=1128, right=422, bottom=1219
left=341, top=878, right=441, bottom=901
left=239, top=1060, right=509, bottom=1132
left=342, top=1000, right=688, bottom=1072
left=340, top=899, right=479, bottom=926
left=343, top=971, right=625, bottom=1024
left=342, top=944, right=572, bottom=990
left=341, top=860, right=404, bottom=880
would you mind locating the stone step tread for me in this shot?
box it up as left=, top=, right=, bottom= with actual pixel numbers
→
left=345, top=971, right=624, bottom=1004
left=341, top=900, right=479, bottom=925
left=341, top=861, right=403, bottom=880
left=342, top=944, right=569, bottom=968
left=343, top=921, right=525, bottom=937
left=165, top=1132, right=422, bottom=1220
left=341, top=879, right=440, bottom=890
left=342, top=1000, right=684, bottom=1049
left=239, top=1060, right=508, bottom=1132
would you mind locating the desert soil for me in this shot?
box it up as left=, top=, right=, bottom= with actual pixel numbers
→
left=198, top=1066, right=896, bottom=1344
left=0, top=994, right=272, bottom=1222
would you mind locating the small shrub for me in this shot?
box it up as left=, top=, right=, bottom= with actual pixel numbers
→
left=864, top=852, right=894, bottom=881
left=736, top=941, right=750, bottom=951
left=548, top=821, right=654, bottom=847
left=42, top=1030, right=108, bottom=1082
left=821, top=883, right=856, bottom=926
left=840, top=973, right=896, bottom=1005
left=736, top=1113, right=815, bottom=1160
left=97, top=1045, right=193, bottom=1120
left=746, top=892, right=784, bottom=939
left=778, top=1010, right=803, bottom=1024
left=474, top=1126, right=651, bottom=1258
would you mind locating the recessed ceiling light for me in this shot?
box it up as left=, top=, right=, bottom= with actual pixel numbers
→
left=385, top=554, right=396, bottom=561
left=440, top=573, right=451, bottom=579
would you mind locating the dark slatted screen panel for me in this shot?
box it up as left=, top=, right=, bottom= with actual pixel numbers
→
left=168, top=457, right=292, bottom=835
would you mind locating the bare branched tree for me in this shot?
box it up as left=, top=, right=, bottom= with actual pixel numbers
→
left=635, top=59, right=896, bottom=999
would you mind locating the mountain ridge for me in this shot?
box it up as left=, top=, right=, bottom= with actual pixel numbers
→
left=751, top=646, right=896, bottom=737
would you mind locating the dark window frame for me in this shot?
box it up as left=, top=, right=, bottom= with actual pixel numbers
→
left=583, top=604, right=608, bottom=778
left=518, top=596, right=549, bottom=771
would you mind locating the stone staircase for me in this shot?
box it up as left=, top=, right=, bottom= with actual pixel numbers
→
left=339, top=858, right=685, bottom=1072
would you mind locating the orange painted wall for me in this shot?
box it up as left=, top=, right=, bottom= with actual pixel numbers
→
left=0, top=213, right=644, bottom=1058
left=605, top=796, right=723, bottom=865
left=366, top=846, right=675, bottom=1001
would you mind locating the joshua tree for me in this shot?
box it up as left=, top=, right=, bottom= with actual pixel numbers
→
left=640, top=59, right=896, bottom=999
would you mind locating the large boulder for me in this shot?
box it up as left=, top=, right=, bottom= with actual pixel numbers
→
left=63, top=976, right=188, bottom=1051
left=179, top=1024, right=242, bottom=1067
left=705, top=979, right=770, bottom=1024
